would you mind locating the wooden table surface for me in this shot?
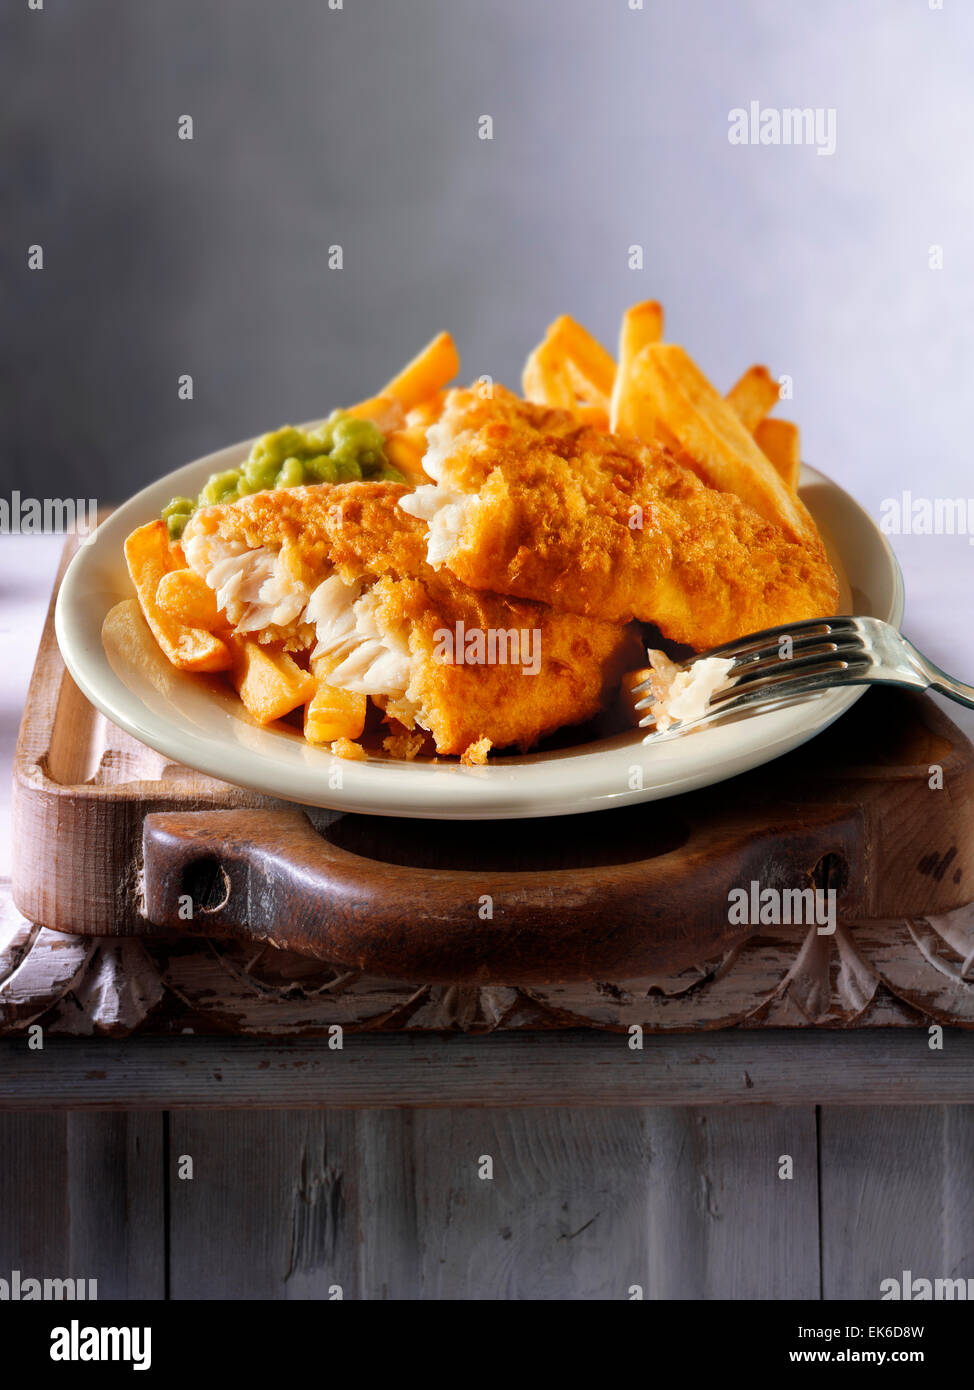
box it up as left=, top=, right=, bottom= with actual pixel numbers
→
left=2, top=1081, right=973, bottom=1299
left=3, top=536, right=974, bottom=1300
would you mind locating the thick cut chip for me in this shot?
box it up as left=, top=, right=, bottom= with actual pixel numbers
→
left=379, top=332, right=459, bottom=410
left=545, top=316, right=616, bottom=409
left=228, top=637, right=317, bottom=724
left=755, top=417, right=802, bottom=493
left=124, top=521, right=231, bottom=672
left=609, top=300, right=664, bottom=434
left=155, top=568, right=222, bottom=628
left=522, top=338, right=575, bottom=411
left=620, top=344, right=814, bottom=544
left=344, top=395, right=406, bottom=434
left=304, top=679, right=368, bottom=744
left=726, top=365, right=780, bottom=432
left=384, top=425, right=430, bottom=485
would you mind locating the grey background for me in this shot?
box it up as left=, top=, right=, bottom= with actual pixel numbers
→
left=3, top=1, right=973, bottom=546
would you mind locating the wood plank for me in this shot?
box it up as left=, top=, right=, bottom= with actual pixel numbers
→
left=65, top=1112, right=165, bottom=1298
left=412, top=1108, right=649, bottom=1299
left=641, top=1107, right=820, bottom=1299
left=820, top=1106, right=974, bottom=1298
left=943, top=1108, right=974, bottom=1283
left=170, top=1107, right=818, bottom=1300
left=0, top=1112, right=164, bottom=1297
left=410, top=1106, right=818, bottom=1299
left=3, top=1032, right=974, bottom=1109
left=0, top=1114, right=69, bottom=1273
left=353, top=1110, right=421, bottom=1300
left=168, top=1111, right=360, bottom=1300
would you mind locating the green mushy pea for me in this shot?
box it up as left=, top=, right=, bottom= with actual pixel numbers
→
left=163, top=412, right=406, bottom=539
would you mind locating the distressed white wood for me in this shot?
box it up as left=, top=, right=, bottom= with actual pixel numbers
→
left=7, top=888, right=974, bottom=1035
left=48, top=940, right=165, bottom=1036
left=640, top=1107, right=820, bottom=1299
left=0, top=923, right=95, bottom=1030
left=164, top=1106, right=818, bottom=1299
left=409, top=1106, right=819, bottom=1299
left=168, top=1111, right=359, bottom=1299
left=820, top=1107, right=974, bottom=1299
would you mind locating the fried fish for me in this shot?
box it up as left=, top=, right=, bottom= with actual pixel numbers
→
left=398, top=387, right=840, bottom=651
left=181, top=481, right=641, bottom=759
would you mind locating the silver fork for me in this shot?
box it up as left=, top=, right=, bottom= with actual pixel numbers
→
left=635, top=616, right=974, bottom=740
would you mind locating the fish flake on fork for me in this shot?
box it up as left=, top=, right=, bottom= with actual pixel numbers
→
left=636, top=616, right=974, bottom=742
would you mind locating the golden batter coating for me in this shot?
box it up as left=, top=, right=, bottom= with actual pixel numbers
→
left=184, top=481, right=641, bottom=758
left=321, top=484, right=643, bottom=754
left=406, top=387, right=840, bottom=651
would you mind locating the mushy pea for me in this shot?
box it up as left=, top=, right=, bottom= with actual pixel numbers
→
left=163, top=412, right=406, bottom=539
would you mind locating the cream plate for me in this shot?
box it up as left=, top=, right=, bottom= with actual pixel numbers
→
left=54, top=437, right=903, bottom=819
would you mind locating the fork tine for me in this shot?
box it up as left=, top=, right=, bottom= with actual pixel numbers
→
left=641, top=684, right=820, bottom=738
left=723, top=633, right=865, bottom=676
left=709, top=652, right=871, bottom=704
left=699, top=615, right=859, bottom=662
left=639, top=657, right=872, bottom=733
left=631, top=617, right=861, bottom=700
left=699, top=624, right=860, bottom=675
left=632, top=640, right=866, bottom=711
left=719, top=638, right=867, bottom=685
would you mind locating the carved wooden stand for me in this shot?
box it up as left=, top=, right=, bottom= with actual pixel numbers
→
left=3, top=884, right=974, bottom=1036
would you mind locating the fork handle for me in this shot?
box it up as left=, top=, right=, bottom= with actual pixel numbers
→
left=917, top=650, right=974, bottom=711
left=919, top=657, right=974, bottom=709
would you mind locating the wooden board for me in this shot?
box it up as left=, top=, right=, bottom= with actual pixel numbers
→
left=8, top=535, right=974, bottom=1029
left=3, top=1031, right=974, bottom=1109
left=4, top=880, right=974, bottom=1035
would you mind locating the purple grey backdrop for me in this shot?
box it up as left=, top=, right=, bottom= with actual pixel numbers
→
left=4, top=0, right=972, bottom=574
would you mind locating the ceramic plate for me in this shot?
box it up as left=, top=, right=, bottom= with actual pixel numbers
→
left=54, top=435, right=903, bottom=818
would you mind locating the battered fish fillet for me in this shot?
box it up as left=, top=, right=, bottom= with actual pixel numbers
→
left=181, top=482, right=641, bottom=759
left=398, top=388, right=840, bottom=651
